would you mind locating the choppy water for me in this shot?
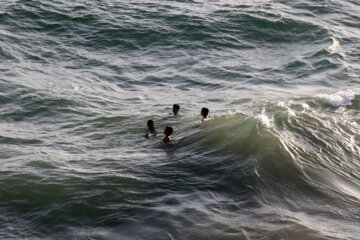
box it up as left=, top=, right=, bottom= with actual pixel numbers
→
left=1, top=0, right=360, bottom=239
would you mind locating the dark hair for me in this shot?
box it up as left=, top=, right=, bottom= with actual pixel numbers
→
left=165, top=126, right=173, bottom=135
left=147, top=120, right=154, bottom=125
left=201, top=107, right=209, bottom=117
left=173, top=104, right=180, bottom=110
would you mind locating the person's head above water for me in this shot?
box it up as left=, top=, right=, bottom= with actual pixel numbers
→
left=164, top=126, right=173, bottom=136
left=162, top=126, right=174, bottom=143
left=201, top=107, right=209, bottom=118
left=147, top=120, right=155, bottom=131
left=173, top=104, right=180, bottom=115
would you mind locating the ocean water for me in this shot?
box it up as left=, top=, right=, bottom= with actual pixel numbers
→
left=0, top=0, right=359, bottom=239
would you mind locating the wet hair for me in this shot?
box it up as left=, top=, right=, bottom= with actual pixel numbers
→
left=201, top=107, right=209, bottom=117
left=173, top=104, right=180, bottom=110
left=147, top=120, right=154, bottom=126
left=165, top=126, right=173, bottom=135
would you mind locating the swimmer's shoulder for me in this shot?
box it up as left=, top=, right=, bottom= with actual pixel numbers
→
left=162, top=136, right=173, bottom=143
left=144, top=130, right=157, bottom=138
left=202, top=116, right=211, bottom=122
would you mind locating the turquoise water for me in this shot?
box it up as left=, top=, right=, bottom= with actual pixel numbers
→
left=0, top=0, right=360, bottom=239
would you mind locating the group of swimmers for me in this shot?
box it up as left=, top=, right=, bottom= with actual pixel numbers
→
left=145, top=104, right=211, bottom=143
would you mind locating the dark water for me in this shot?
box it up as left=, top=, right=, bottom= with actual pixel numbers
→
left=1, top=0, right=360, bottom=239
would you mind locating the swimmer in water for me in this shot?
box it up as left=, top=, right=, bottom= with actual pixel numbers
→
left=172, top=104, right=180, bottom=115
left=144, top=120, right=156, bottom=138
left=201, top=107, right=210, bottom=122
left=162, top=126, right=173, bottom=143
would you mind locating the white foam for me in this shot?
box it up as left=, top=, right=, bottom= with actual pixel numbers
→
left=316, top=89, right=360, bottom=107
left=256, top=108, right=271, bottom=128
left=302, top=103, right=310, bottom=111
left=326, top=37, right=340, bottom=53
left=278, top=101, right=295, bottom=116
left=277, top=101, right=286, bottom=107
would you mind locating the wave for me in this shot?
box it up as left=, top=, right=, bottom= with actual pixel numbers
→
left=172, top=90, right=360, bottom=205
left=136, top=90, right=359, bottom=239
left=316, top=88, right=360, bottom=107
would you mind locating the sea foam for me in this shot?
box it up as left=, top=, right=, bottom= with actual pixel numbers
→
left=316, top=89, right=360, bottom=107
left=326, top=37, right=340, bottom=53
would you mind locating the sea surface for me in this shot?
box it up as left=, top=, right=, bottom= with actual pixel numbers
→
left=1, top=0, right=360, bottom=239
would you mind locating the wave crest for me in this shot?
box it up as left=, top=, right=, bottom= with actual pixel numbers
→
left=316, top=88, right=360, bottom=107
